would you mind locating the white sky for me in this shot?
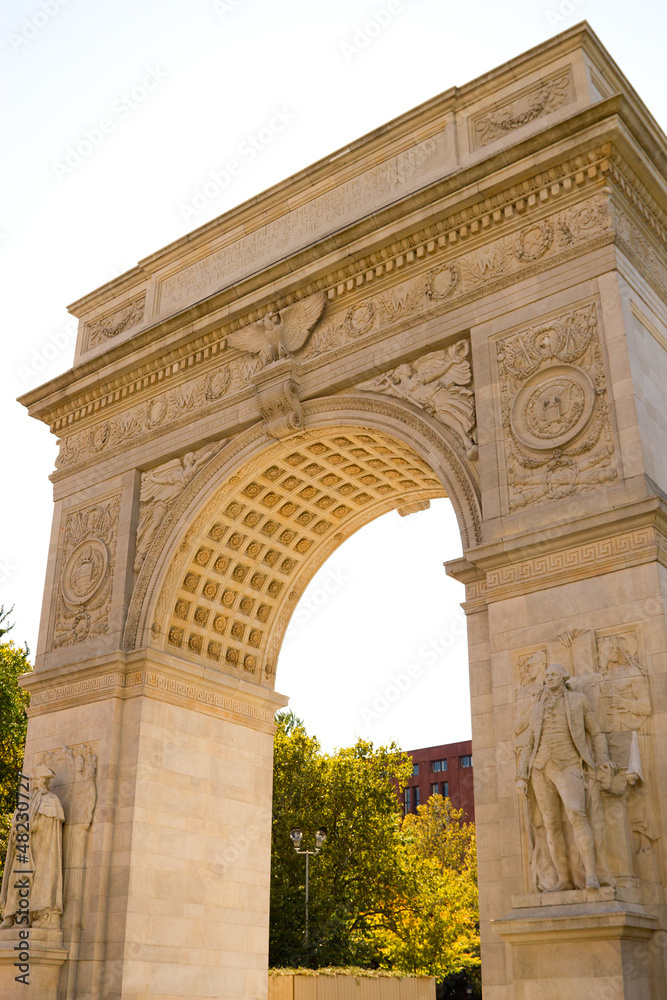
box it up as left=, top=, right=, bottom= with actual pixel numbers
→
left=2, top=0, right=666, bottom=752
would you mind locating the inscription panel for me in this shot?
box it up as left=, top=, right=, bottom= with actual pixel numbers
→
left=157, top=132, right=448, bottom=313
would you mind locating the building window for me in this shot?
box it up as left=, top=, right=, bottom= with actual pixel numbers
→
left=412, top=763, right=419, bottom=776
left=414, top=787, right=420, bottom=808
left=460, top=755, right=473, bottom=768
left=443, top=781, right=449, bottom=797
left=431, top=783, right=439, bottom=795
left=431, top=759, right=448, bottom=772
left=404, top=788, right=411, bottom=814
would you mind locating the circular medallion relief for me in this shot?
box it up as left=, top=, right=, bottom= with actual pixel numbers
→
left=205, top=368, right=231, bottom=401
left=62, top=539, right=109, bottom=606
left=510, top=365, right=595, bottom=451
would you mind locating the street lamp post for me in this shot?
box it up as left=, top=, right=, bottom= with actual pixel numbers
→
left=289, top=828, right=326, bottom=948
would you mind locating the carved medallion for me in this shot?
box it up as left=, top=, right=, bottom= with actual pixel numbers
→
left=62, top=540, right=109, bottom=606
left=510, top=365, right=595, bottom=450
left=425, top=262, right=460, bottom=300
left=205, top=368, right=232, bottom=400
left=497, top=303, right=617, bottom=510
left=52, top=496, right=121, bottom=649
left=516, top=221, right=554, bottom=261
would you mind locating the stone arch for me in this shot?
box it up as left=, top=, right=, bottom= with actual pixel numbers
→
left=124, top=394, right=481, bottom=685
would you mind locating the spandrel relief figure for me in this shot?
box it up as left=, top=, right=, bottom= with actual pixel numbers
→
left=0, top=765, right=65, bottom=929
left=516, top=663, right=614, bottom=891
left=134, top=442, right=221, bottom=571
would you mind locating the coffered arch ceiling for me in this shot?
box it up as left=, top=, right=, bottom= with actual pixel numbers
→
left=126, top=397, right=480, bottom=688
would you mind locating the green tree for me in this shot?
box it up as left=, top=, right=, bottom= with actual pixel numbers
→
left=372, top=795, right=480, bottom=987
left=0, top=608, right=32, bottom=879
left=270, top=712, right=412, bottom=968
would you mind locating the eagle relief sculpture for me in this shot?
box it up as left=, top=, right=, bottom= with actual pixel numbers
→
left=227, top=292, right=326, bottom=364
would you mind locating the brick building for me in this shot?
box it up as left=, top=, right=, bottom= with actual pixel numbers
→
left=399, top=740, right=474, bottom=822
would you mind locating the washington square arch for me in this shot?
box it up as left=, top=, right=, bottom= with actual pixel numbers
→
left=5, top=19, right=667, bottom=1000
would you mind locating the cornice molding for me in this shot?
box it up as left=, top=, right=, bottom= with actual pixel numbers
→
left=23, top=135, right=667, bottom=466
left=448, top=496, right=667, bottom=610
left=41, top=148, right=614, bottom=440
left=23, top=650, right=286, bottom=732
left=22, top=126, right=618, bottom=425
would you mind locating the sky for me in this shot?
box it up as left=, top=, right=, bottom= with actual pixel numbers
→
left=2, top=0, right=666, bottom=753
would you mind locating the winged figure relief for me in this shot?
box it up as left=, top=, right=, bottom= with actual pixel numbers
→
left=359, top=341, right=477, bottom=456
left=227, top=292, right=326, bottom=364
left=134, top=442, right=221, bottom=571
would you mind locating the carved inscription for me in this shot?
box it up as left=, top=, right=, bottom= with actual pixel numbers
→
left=52, top=496, right=121, bottom=648
left=496, top=301, right=618, bottom=510
left=158, top=135, right=444, bottom=312
left=472, top=68, right=574, bottom=148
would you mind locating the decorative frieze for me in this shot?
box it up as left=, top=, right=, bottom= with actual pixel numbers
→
left=26, top=660, right=281, bottom=733
left=496, top=301, right=618, bottom=511
left=302, top=192, right=613, bottom=365
left=461, top=523, right=667, bottom=607
left=52, top=496, right=121, bottom=649
left=46, top=146, right=613, bottom=445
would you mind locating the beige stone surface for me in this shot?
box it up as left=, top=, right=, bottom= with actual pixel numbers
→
left=16, top=20, right=667, bottom=1000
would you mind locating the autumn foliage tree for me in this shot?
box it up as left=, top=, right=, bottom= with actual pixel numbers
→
left=269, top=712, right=480, bottom=987
left=270, top=711, right=412, bottom=967
left=0, top=607, right=32, bottom=879
left=372, top=795, right=480, bottom=987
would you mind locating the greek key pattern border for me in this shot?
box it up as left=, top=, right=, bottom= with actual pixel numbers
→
left=27, top=665, right=274, bottom=729
left=463, top=526, right=665, bottom=608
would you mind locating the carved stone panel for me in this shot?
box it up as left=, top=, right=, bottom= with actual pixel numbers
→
left=511, top=624, right=658, bottom=893
left=52, top=496, right=121, bottom=649
left=135, top=441, right=226, bottom=572
left=84, top=295, right=145, bottom=351
left=356, top=339, right=477, bottom=457
left=496, top=301, right=618, bottom=510
left=470, top=67, right=575, bottom=148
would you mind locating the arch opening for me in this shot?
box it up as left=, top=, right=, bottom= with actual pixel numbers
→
left=139, top=418, right=478, bottom=691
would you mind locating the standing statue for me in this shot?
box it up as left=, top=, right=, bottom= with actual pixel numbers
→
left=515, top=663, right=613, bottom=890
left=0, top=765, right=65, bottom=929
